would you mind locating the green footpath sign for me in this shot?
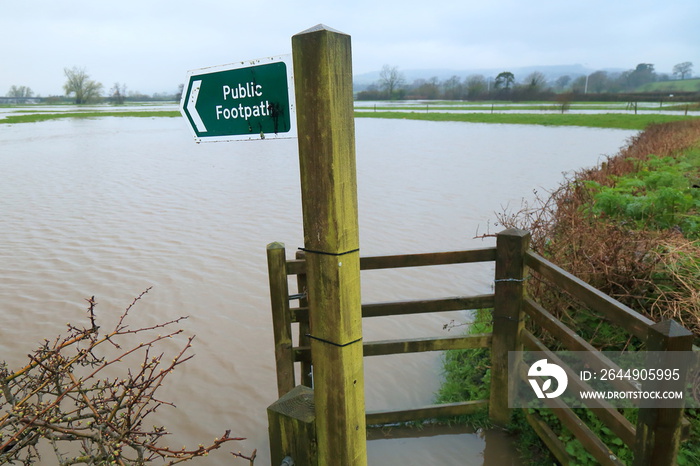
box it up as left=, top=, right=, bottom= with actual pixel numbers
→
left=180, top=55, right=296, bottom=142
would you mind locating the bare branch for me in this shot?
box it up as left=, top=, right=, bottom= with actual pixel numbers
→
left=0, top=291, right=250, bottom=464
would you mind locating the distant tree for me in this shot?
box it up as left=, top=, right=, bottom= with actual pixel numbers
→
left=410, top=77, right=440, bottom=99
left=571, top=75, right=587, bottom=93
left=465, top=74, right=487, bottom=99
left=494, top=71, right=515, bottom=90
left=63, top=67, right=103, bottom=104
left=672, top=62, right=693, bottom=80
left=621, top=63, right=656, bottom=90
left=523, top=71, right=547, bottom=91
left=6, top=85, right=34, bottom=103
left=356, top=83, right=385, bottom=101
left=379, top=65, right=405, bottom=100
left=110, top=82, right=127, bottom=104
left=587, top=70, right=611, bottom=93
left=442, top=75, right=463, bottom=100
left=554, top=75, right=571, bottom=90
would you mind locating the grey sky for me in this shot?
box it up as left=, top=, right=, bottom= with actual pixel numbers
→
left=2, top=0, right=698, bottom=96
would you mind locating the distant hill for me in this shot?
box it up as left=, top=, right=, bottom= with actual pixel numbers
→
left=353, top=64, right=624, bottom=89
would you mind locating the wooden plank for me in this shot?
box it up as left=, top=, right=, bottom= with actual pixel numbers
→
left=360, top=248, right=496, bottom=270
left=294, top=333, right=492, bottom=360
left=286, top=258, right=306, bottom=275
left=266, top=242, right=295, bottom=397
left=518, top=364, right=626, bottom=466
left=523, top=298, right=640, bottom=397
left=363, top=333, right=492, bottom=356
left=285, top=248, right=497, bottom=275
left=361, top=294, right=495, bottom=318
left=295, top=250, right=312, bottom=387
left=525, top=251, right=654, bottom=340
left=292, top=25, right=366, bottom=465
left=366, top=400, right=488, bottom=425
left=291, top=294, right=494, bottom=322
left=522, top=408, right=574, bottom=465
left=521, top=330, right=637, bottom=448
left=490, top=228, right=530, bottom=426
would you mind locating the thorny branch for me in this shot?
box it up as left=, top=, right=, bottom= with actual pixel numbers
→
left=0, top=290, right=252, bottom=465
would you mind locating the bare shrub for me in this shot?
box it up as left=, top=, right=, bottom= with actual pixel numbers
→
left=0, top=289, right=253, bottom=465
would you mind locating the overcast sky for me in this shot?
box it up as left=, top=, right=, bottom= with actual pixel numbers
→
left=2, top=0, right=698, bottom=96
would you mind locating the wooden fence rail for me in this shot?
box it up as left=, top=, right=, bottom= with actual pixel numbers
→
left=267, top=228, right=694, bottom=465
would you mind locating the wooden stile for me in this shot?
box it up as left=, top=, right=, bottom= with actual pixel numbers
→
left=268, top=222, right=695, bottom=463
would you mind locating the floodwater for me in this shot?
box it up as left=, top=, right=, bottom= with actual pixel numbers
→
left=0, top=113, right=636, bottom=465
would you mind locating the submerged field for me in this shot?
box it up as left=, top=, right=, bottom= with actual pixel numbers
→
left=1, top=101, right=698, bottom=131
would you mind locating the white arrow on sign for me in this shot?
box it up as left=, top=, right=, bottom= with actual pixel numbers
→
left=186, top=80, right=207, bottom=133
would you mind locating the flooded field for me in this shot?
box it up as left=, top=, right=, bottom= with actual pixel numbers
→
left=0, top=114, right=636, bottom=464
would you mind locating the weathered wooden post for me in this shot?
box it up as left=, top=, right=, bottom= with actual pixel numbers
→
left=633, top=320, right=693, bottom=466
left=489, top=228, right=530, bottom=426
left=268, top=384, right=318, bottom=465
left=267, top=242, right=295, bottom=397
left=291, top=24, right=367, bottom=465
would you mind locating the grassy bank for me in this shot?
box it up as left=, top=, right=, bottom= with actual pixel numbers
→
left=0, top=111, right=180, bottom=124
left=355, top=110, right=699, bottom=130
left=436, top=119, right=700, bottom=464
left=2, top=105, right=697, bottom=131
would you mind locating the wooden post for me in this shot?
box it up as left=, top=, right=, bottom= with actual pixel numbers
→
left=633, top=320, right=693, bottom=466
left=267, top=385, right=317, bottom=465
left=489, top=228, right=530, bottom=426
left=267, top=242, right=295, bottom=397
left=292, top=25, right=367, bottom=465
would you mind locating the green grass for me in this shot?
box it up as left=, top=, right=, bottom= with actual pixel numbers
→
left=3, top=106, right=697, bottom=131
left=637, top=78, right=700, bottom=93
left=355, top=103, right=638, bottom=112
left=0, top=111, right=180, bottom=124
left=354, top=111, right=699, bottom=130
left=583, top=149, right=700, bottom=236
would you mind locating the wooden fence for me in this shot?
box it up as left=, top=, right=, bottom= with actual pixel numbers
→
left=267, top=228, right=694, bottom=465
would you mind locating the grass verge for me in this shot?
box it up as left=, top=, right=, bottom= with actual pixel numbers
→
left=0, top=111, right=181, bottom=124
left=2, top=107, right=697, bottom=131
left=355, top=111, right=699, bottom=130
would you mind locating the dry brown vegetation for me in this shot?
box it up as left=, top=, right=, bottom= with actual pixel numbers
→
left=498, top=120, right=700, bottom=343
left=0, top=290, right=255, bottom=465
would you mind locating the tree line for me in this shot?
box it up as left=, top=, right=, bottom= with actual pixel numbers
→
left=358, top=62, right=696, bottom=101
left=5, top=67, right=181, bottom=104
left=7, top=62, right=696, bottom=105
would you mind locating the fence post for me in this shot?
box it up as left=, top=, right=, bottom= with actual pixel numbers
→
left=292, top=25, right=367, bottom=465
left=489, top=228, right=530, bottom=426
left=267, top=385, right=317, bottom=465
left=267, top=242, right=295, bottom=397
left=633, top=320, right=693, bottom=466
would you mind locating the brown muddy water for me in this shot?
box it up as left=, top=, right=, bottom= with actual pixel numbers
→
left=0, top=115, right=635, bottom=464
